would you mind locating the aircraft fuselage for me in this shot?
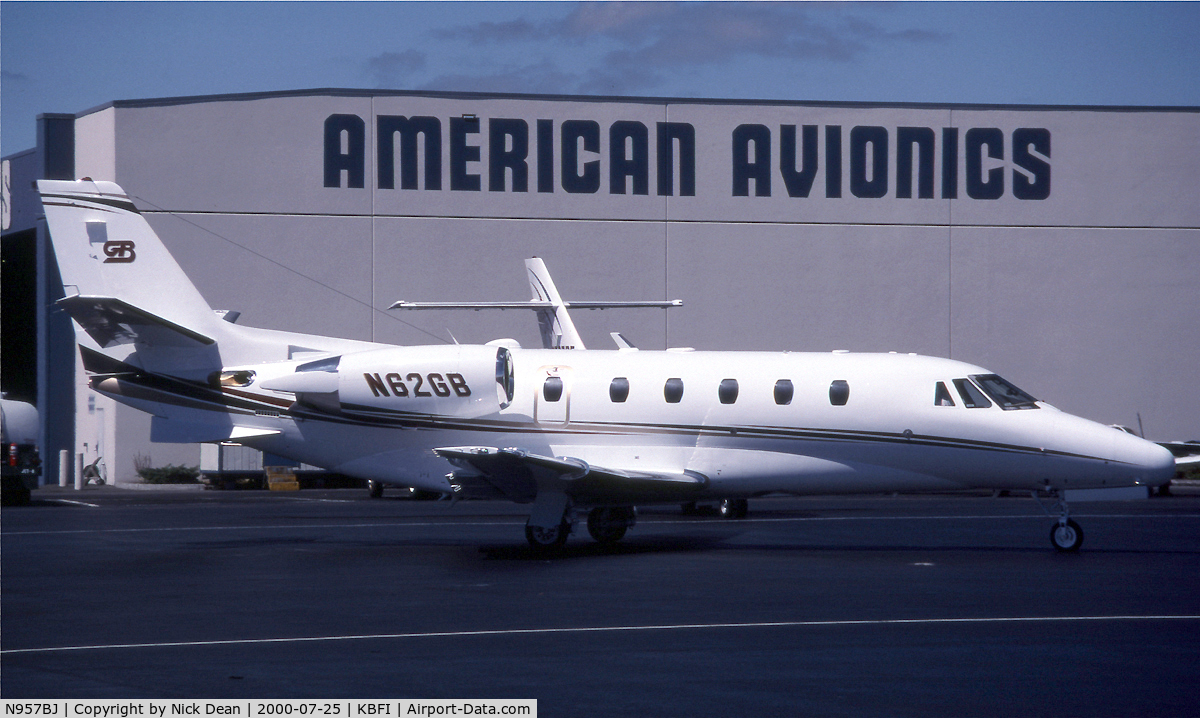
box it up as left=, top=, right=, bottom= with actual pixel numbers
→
left=108, top=345, right=1173, bottom=504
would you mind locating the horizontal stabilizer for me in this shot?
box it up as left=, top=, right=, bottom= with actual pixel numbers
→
left=561, top=300, right=683, bottom=309
left=58, top=295, right=214, bottom=348
left=390, top=257, right=680, bottom=350
left=390, top=300, right=682, bottom=310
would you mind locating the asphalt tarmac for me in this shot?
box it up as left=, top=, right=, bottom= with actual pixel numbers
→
left=3, top=486, right=1199, bottom=716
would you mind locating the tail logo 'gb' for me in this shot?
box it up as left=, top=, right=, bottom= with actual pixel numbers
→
left=102, top=240, right=136, bottom=263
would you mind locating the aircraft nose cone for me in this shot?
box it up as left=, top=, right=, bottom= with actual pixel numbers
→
left=1144, top=442, right=1178, bottom=487
left=1120, top=433, right=1177, bottom=487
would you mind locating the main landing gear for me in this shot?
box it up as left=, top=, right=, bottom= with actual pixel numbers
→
left=366, top=480, right=442, bottom=500
left=717, top=498, right=749, bottom=519
left=681, top=498, right=749, bottom=519
left=586, top=506, right=637, bottom=544
left=1036, top=489, right=1084, bottom=552
left=525, top=520, right=572, bottom=550
left=523, top=505, right=637, bottom=551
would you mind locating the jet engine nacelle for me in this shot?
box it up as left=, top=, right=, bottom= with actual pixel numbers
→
left=337, top=344, right=513, bottom=419
left=261, top=344, right=514, bottom=420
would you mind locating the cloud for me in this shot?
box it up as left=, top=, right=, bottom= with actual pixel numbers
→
left=419, top=60, right=579, bottom=96
left=433, top=2, right=949, bottom=95
left=578, top=58, right=665, bottom=96
left=2, top=69, right=30, bottom=82
left=432, top=18, right=550, bottom=44
left=569, top=2, right=949, bottom=67
left=366, top=50, right=426, bottom=88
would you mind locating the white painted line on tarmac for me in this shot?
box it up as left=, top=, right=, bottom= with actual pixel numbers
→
left=3, top=614, right=1196, bottom=655
left=6, top=512, right=1199, bottom=537
left=275, top=496, right=358, bottom=503
left=1, top=520, right=526, bottom=537
left=649, top=513, right=1200, bottom=525
left=43, top=498, right=102, bottom=508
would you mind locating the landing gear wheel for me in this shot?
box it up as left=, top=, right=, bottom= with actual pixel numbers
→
left=587, top=507, right=635, bottom=544
left=367, top=480, right=384, bottom=499
left=526, top=521, right=571, bottom=551
left=718, top=498, right=749, bottom=519
left=1050, top=519, right=1084, bottom=552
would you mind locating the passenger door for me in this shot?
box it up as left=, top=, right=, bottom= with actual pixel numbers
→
left=535, top=365, right=572, bottom=426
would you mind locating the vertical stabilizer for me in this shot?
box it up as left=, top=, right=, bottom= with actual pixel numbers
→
left=37, top=179, right=228, bottom=375
left=38, top=180, right=220, bottom=328
left=525, top=257, right=585, bottom=350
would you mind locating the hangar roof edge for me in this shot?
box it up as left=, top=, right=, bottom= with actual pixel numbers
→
left=73, top=87, right=1200, bottom=119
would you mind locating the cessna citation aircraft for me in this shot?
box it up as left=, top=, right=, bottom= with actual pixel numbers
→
left=38, top=179, right=1176, bottom=552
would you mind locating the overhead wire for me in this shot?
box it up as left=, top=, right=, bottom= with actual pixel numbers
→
left=129, top=194, right=450, bottom=344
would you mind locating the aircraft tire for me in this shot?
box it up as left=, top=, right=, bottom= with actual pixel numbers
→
left=526, top=521, right=571, bottom=551
left=1050, top=519, right=1084, bottom=552
left=367, top=480, right=384, bottom=499
left=718, top=498, right=749, bottom=519
left=587, top=506, right=633, bottom=544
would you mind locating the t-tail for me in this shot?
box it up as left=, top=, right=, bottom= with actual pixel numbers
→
left=524, top=257, right=584, bottom=349
left=391, top=256, right=681, bottom=349
left=37, top=179, right=374, bottom=382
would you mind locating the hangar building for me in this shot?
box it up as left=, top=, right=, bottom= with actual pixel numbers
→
left=2, top=89, right=1197, bottom=485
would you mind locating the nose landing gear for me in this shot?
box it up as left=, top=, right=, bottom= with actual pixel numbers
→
left=1036, top=489, right=1084, bottom=552
left=1050, top=518, right=1084, bottom=552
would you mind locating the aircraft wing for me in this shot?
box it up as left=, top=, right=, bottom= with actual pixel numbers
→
left=434, top=446, right=708, bottom=504
left=1159, top=441, right=1200, bottom=467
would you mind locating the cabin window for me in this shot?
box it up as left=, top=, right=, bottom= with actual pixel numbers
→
left=718, top=379, right=739, bottom=404
left=609, top=377, right=630, bottom=403
left=829, top=380, right=850, bottom=406
left=953, top=378, right=992, bottom=408
left=664, top=377, right=684, bottom=404
left=935, top=381, right=956, bottom=406
left=774, top=379, right=794, bottom=405
left=543, top=376, right=564, bottom=402
left=972, top=374, right=1039, bottom=410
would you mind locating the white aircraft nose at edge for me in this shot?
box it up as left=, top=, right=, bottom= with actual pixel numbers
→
left=37, top=179, right=1179, bottom=552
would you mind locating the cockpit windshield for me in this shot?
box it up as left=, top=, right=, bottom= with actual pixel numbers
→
left=971, top=374, right=1039, bottom=410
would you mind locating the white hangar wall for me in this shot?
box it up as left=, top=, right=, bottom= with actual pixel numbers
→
left=63, top=90, right=1198, bottom=479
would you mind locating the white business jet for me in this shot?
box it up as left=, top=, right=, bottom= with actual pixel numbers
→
left=38, top=179, right=1176, bottom=551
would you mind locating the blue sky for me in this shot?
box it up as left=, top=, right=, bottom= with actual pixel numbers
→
left=3, top=1, right=1199, bottom=156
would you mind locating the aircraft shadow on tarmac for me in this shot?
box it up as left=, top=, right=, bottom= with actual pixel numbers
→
left=476, top=533, right=739, bottom=560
